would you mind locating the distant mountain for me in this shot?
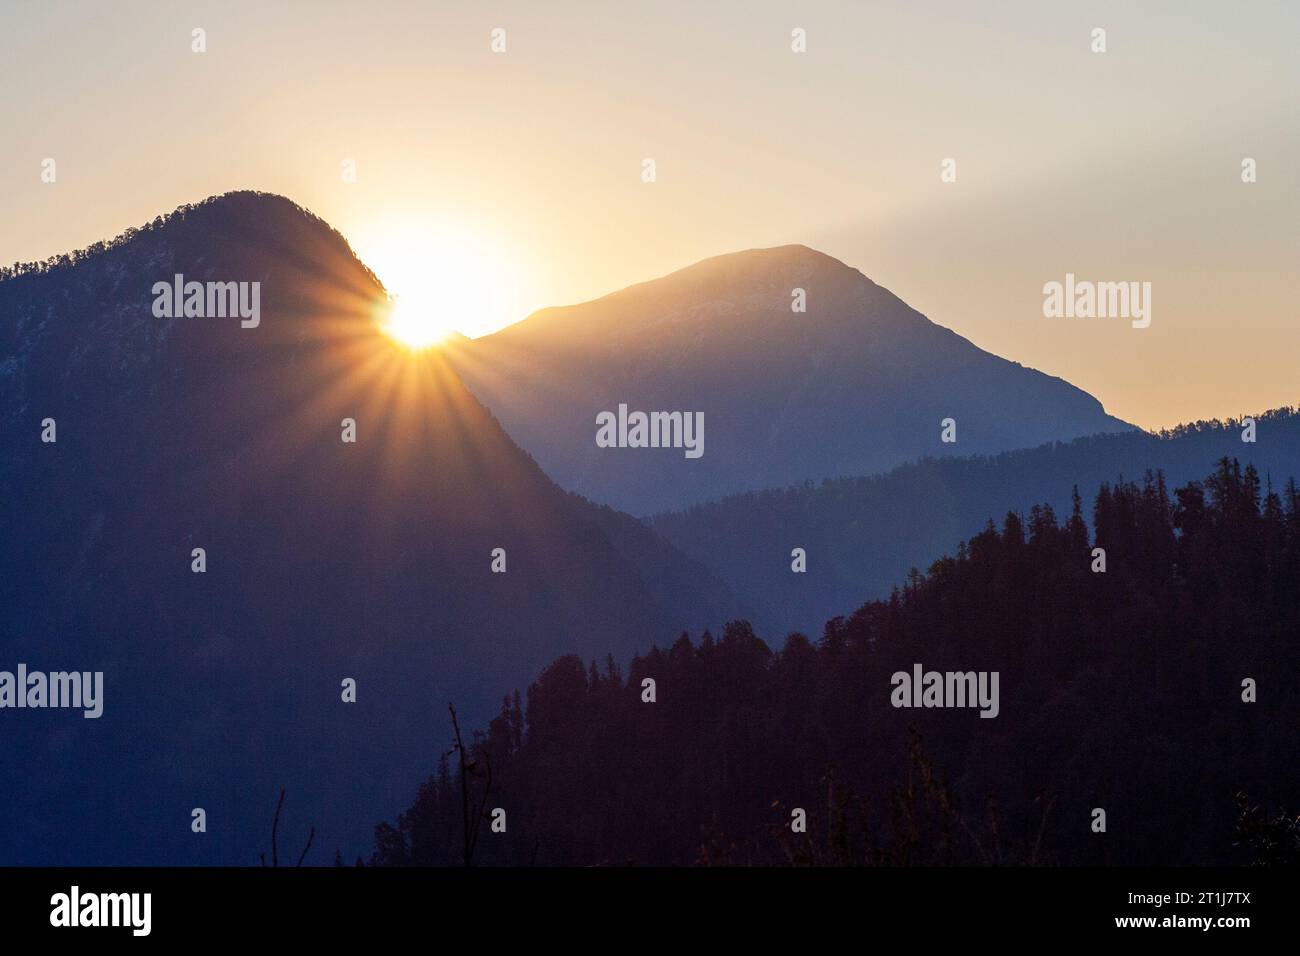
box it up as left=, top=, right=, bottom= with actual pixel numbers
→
left=649, top=408, right=1300, bottom=637
left=0, top=192, right=731, bottom=865
left=445, top=245, right=1135, bottom=514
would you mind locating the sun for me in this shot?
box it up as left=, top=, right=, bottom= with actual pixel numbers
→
left=349, top=218, right=526, bottom=350
left=382, top=290, right=454, bottom=349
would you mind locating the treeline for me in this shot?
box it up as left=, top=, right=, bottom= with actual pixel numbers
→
left=0, top=190, right=380, bottom=288
left=649, top=407, right=1300, bottom=638
left=373, top=459, right=1299, bottom=866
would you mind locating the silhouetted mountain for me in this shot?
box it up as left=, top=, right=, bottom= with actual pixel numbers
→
left=649, top=408, right=1300, bottom=636
left=444, top=245, right=1134, bottom=513
left=376, top=461, right=1300, bottom=866
left=0, top=192, right=731, bottom=865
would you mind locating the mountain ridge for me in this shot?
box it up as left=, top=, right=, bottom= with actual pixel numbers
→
left=649, top=405, right=1300, bottom=637
left=0, top=192, right=734, bottom=865
left=445, top=242, right=1136, bottom=514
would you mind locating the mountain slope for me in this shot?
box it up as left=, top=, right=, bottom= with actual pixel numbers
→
left=378, top=462, right=1300, bottom=866
left=649, top=408, right=1300, bottom=637
left=0, top=192, right=730, bottom=864
left=445, top=245, right=1135, bottom=513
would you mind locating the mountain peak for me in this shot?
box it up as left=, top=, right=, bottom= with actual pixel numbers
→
left=682, top=242, right=854, bottom=273
left=492, top=242, right=884, bottom=351
left=606, top=242, right=871, bottom=307
left=449, top=245, right=1135, bottom=513
left=1, top=193, right=730, bottom=863
left=2, top=191, right=379, bottom=298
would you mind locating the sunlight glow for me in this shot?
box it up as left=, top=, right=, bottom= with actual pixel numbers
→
left=351, top=219, right=525, bottom=349
left=383, top=290, right=455, bottom=349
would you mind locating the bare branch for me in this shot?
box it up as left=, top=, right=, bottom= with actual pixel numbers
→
left=449, top=702, right=473, bottom=868
left=1032, top=793, right=1058, bottom=866
left=469, top=749, right=494, bottom=862
left=296, top=826, right=316, bottom=867
left=271, top=787, right=286, bottom=868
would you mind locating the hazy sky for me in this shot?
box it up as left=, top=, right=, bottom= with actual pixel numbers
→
left=2, top=0, right=1296, bottom=429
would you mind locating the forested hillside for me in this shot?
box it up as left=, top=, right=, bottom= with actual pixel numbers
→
left=375, top=460, right=1300, bottom=866
left=650, top=410, right=1300, bottom=636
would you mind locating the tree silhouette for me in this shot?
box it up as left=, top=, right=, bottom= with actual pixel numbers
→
left=374, top=460, right=1299, bottom=866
